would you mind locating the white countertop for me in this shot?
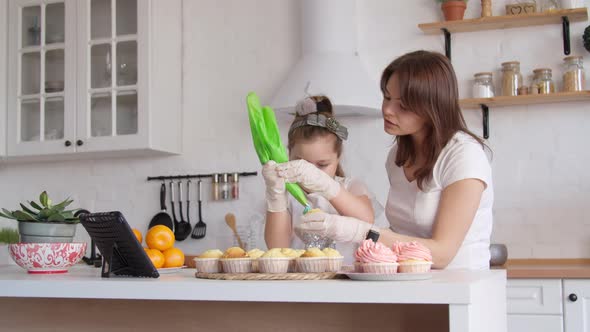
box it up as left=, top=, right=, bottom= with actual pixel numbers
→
left=0, top=265, right=506, bottom=305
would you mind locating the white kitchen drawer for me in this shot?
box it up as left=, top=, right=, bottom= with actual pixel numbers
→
left=508, top=314, right=563, bottom=332
left=507, top=279, right=562, bottom=314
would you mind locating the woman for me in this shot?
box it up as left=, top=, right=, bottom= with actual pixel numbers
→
left=292, top=50, right=493, bottom=270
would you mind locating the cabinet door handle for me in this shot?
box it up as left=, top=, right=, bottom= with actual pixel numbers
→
left=64, top=140, right=72, bottom=147
left=76, top=140, right=84, bottom=146
left=569, top=293, right=578, bottom=302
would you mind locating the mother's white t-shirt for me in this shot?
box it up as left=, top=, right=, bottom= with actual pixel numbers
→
left=385, top=132, right=494, bottom=270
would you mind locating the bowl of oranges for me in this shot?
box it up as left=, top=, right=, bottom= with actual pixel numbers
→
left=133, top=225, right=185, bottom=273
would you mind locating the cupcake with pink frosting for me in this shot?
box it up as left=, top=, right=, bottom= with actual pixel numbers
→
left=354, top=239, right=398, bottom=274
left=392, top=241, right=433, bottom=273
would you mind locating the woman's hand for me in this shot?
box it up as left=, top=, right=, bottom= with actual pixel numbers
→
left=295, top=211, right=374, bottom=243
left=276, top=159, right=341, bottom=199
left=262, top=161, right=287, bottom=212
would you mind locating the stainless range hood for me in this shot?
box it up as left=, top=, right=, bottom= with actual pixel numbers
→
left=270, top=0, right=381, bottom=117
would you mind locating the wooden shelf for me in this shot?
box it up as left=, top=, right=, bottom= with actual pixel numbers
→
left=419, top=8, right=588, bottom=34
left=460, top=91, right=590, bottom=109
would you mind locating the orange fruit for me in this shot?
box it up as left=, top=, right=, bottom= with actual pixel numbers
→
left=145, top=248, right=165, bottom=268
left=132, top=228, right=142, bottom=244
left=162, top=247, right=185, bottom=268
left=146, top=225, right=174, bottom=251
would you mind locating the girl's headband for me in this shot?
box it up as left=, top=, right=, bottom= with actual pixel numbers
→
left=288, top=97, right=348, bottom=141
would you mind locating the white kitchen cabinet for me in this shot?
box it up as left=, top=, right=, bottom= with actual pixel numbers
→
left=564, top=280, right=590, bottom=332
left=6, top=0, right=181, bottom=159
left=507, top=314, right=563, bottom=332
left=508, top=278, right=590, bottom=332
left=507, top=279, right=563, bottom=332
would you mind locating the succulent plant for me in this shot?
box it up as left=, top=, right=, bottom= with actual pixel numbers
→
left=0, top=228, right=19, bottom=244
left=0, top=191, right=79, bottom=223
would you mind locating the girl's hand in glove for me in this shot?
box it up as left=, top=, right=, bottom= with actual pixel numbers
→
left=262, top=161, right=287, bottom=212
left=294, top=210, right=374, bottom=243
left=276, top=159, right=341, bottom=199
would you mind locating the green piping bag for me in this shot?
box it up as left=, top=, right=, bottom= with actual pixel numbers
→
left=246, top=92, right=310, bottom=213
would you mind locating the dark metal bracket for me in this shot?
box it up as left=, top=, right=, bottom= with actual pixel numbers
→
left=443, top=28, right=451, bottom=60
left=481, top=104, right=489, bottom=139
left=562, top=16, right=571, bottom=55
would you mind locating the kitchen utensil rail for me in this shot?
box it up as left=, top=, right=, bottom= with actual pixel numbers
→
left=147, top=171, right=257, bottom=181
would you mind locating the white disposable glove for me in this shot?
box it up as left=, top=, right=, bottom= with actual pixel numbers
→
left=262, top=161, right=288, bottom=212
left=294, top=211, right=374, bottom=244
left=276, top=159, right=341, bottom=200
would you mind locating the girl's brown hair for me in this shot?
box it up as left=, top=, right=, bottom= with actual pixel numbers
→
left=380, top=50, right=487, bottom=190
left=287, top=96, right=345, bottom=177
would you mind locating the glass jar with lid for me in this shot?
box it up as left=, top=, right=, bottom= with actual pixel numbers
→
left=472, top=72, right=495, bottom=98
left=530, top=68, right=555, bottom=94
left=501, top=61, right=523, bottom=96
left=562, top=55, right=585, bottom=92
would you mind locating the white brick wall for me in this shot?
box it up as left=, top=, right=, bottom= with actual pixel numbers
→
left=0, top=0, right=588, bottom=259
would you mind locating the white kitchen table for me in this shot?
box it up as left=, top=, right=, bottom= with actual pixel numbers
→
left=0, top=265, right=506, bottom=332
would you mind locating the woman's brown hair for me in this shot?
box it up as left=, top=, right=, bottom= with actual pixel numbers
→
left=287, top=96, right=345, bottom=177
left=380, top=50, right=487, bottom=190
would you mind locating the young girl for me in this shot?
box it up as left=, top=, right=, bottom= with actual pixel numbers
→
left=263, top=95, right=379, bottom=259
left=295, top=51, right=494, bottom=270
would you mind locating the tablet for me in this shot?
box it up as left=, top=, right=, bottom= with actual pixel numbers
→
left=79, top=211, right=159, bottom=278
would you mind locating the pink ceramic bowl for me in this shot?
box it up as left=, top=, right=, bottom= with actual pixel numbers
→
left=8, top=243, right=87, bottom=274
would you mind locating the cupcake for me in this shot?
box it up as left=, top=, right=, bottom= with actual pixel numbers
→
left=355, top=239, right=398, bottom=274
left=392, top=241, right=433, bottom=273
left=322, top=248, right=344, bottom=272
left=247, top=248, right=265, bottom=272
left=222, top=247, right=247, bottom=258
left=194, top=249, right=223, bottom=273
left=352, top=249, right=363, bottom=272
left=258, top=249, right=290, bottom=274
left=281, top=248, right=301, bottom=272
left=220, top=247, right=252, bottom=273
left=296, top=247, right=327, bottom=273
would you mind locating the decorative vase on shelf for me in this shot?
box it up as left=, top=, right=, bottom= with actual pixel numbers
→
left=439, top=0, right=468, bottom=21
left=481, top=0, right=492, bottom=17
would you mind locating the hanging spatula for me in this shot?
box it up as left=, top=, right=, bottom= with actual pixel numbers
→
left=174, top=180, right=191, bottom=241
left=191, top=180, right=207, bottom=239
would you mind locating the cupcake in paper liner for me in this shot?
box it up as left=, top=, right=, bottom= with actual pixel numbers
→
left=392, top=241, right=433, bottom=273
left=222, top=247, right=248, bottom=259
left=194, top=249, right=223, bottom=273
left=194, top=258, right=221, bottom=273
left=362, top=262, right=399, bottom=274
left=258, top=257, right=291, bottom=274
left=322, top=248, right=344, bottom=272
left=355, top=239, right=398, bottom=274
left=220, top=258, right=253, bottom=273
left=281, top=248, right=303, bottom=272
left=247, top=248, right=265, bottom=273
left=397, top=260, right=432, bottom=273
left=353, top=261, right=363, bottom=272
left=296, top=248, right=327, bottom=273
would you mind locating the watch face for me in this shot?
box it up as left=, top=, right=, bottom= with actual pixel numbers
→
left=366, top=230, right=380, bottom=242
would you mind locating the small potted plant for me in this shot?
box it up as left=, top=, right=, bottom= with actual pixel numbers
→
left=0, top=191, right=80, bottom=243
left=437, top=0, right=468, bottom=21
left=0, top=228, right=19, bottom=265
